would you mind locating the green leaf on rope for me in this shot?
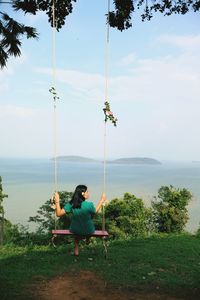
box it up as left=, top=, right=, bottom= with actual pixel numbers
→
left=49, top=86, right=60, bottom=102
left=103, top=101, right=118, bottom=126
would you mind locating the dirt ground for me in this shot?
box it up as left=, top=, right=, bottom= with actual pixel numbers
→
left=28, top=270, right=192, bottom=300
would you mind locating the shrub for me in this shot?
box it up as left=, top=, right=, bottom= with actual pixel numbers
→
left=152, top=185, right=192, bottom=233
left=104, top=192, right=154, bottom=239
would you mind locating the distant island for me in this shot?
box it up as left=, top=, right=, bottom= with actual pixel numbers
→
left=54, top=155, right=98, bottom=163
left=108, top=157, right=161, bottom=165
left=53, top=156, right=161, bottom=165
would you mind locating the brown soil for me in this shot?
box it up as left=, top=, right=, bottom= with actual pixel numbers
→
left=28, top=270, right=190, bottom=300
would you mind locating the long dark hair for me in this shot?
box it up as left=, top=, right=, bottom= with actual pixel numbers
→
left=70, top=185, right=87, bottom=209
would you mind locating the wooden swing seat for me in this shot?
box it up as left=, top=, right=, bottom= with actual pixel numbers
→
left=51, top=230, right=109, bottom=258
left=52, top=229, right=109, bottom=237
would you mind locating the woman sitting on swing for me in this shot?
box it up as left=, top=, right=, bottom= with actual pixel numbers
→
left=54, top=185, right=107, bottom=256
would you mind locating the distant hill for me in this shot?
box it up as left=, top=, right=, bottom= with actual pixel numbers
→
left=108, top=157, right=161, bottom=165
left=52, top=156, right=161, bottom=165
left=54, top=156, right=98, bottom=163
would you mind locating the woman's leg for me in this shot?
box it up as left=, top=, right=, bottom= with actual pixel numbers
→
left=74, top=236, right=80, bottom=256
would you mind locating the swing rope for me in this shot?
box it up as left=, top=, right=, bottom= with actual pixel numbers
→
left=50, top=0, right=58, bottom=231
left=102, top=0, right=111, bottom=232
left=52, top=0, right=58, bottom=192
left=51, top=1, right=114, bottom=241
left=51, top=3, right=111, bottom=257
left=103, top=0, right=110, bottom=196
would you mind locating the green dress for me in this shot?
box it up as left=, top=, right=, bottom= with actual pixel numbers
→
left=64, top=201, right=96, bottom=235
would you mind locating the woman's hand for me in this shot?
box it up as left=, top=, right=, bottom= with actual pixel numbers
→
left=54, top=191, right=60, bottom=204
left=96, top=193, right=108, bottom=213
left=54, top=192, right=66, bottom=217
left=100, top=193, right=107, bottom=205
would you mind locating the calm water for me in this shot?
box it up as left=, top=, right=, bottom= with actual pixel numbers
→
left=0, top=158, right=200, bottom=232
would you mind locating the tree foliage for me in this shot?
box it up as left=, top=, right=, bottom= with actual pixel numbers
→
left=12, top=0, right=76, bottom=30
left=1, top=185, right=195, bottom=245
left=109, top=0, right=200, bottom=31
left=104, top=192, right=154, bottom=239
left=0, top=217, right=22, bottom=244
left=0, top=176, right=8, bottom=245
left=152, top=185, right=192, bottom=233
left=28, top=190, right=154, bottom=240
left=0, top=0, right=200, bottom=68
left=0, top=176, right=8, bottom=214
left=28, top=190, right=73, bottom=233
left=0, top=3, right=38, bottom=68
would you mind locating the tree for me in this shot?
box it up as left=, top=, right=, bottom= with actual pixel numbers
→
left=0, top=176, right=8, bottom=245
left=152, top=185, right=192, bottom=233
left=109, top=0, right=200, bottom=31
left=0, top=218, right=21, bottom=244
left=28, top=190, right=73, bottom=234
left=105, top=192, right=154, bottom=239
left=1, top=0, right=200, bottom=68
left=0, top=1, right=38, bottom=68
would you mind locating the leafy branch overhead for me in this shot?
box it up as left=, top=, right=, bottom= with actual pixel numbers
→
left=108, top=0, right=200, bottom=31
left=0, top=10, right=38, bottom=68
left=1, top=0, right=200, bottom=67
left=49, top=86, right=60, bottom=102
left=12, top=0, right=200, bottom=32
left=12, top=0, right=77, bottom=30
left=103, top=101, right=117, bottom=126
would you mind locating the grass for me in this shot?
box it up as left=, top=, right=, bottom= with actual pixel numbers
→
left=1, top=234, right=200, bottom=299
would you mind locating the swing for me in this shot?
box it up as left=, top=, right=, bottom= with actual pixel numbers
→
left=50, top=0, right=116, bottom=257
left=52, top=232, right=108, bottom=257
left=51, top=204, right=109, bottom=257
left=52, top=229, right=109, bottom=237
left=51, top=201, right=109, bottom=257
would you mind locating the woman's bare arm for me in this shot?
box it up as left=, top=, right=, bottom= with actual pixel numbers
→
left=54, top=192, right=66, bottom=217
left=96, top=193, right=107, bottom=213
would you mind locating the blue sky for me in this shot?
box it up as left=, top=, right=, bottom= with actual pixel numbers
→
left=1, top=0, right=200, bottom=160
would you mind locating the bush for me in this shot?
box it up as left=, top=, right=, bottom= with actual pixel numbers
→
left=104, top=192, right=154, bottom=239
left=28, top=191, right=73, bottom=234
left=152, top=185, right=192, bottom=233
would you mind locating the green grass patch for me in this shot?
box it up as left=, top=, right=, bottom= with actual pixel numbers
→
left=1, top=234, right=200, bottom=299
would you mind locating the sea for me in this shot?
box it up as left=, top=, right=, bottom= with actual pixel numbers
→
left=0, top=158, right=200, bottom=233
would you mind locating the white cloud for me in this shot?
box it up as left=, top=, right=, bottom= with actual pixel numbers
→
left=35, top=33, right=200, bottom=108
left=0, top=54, right=28, bottom=92
left=113, top=35, right=200, bottom=104
left=119, top=53, right=137, bottom=66
left=0, top=82, right=9, bottom=93
left=0, top=65, right=14, bottom=92
left=158, top=34, right=200, bottom=50
left=7, top=53, right=28, bottom=70
left=32, top=33, right=200, bottom=159
left=35, top=67, right=105, bottom=102
left=0, top=104, right=36, bottom=118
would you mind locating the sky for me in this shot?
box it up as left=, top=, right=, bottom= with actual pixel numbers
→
left=0, top=0, right=200, bottom=161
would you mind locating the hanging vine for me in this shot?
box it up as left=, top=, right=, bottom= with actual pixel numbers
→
left=103, top=101, right=118, bottom=127
left=49, top=86, right=60, bottom=102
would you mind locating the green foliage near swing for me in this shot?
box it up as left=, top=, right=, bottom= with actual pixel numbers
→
left=5, top=190, right=74, bottom=246
left=152, top=185, right=192, bottom=233
left=25, top=185, right=192, bottom=243
left=0, top=176, right=8, bottom=245
left=1, top=182, right=192, bottom=245
left=28, top=190, right=155, bottom=240
left=28, top=190, right=73, bottom=234
left=101, top=193, right=154, bottom=239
